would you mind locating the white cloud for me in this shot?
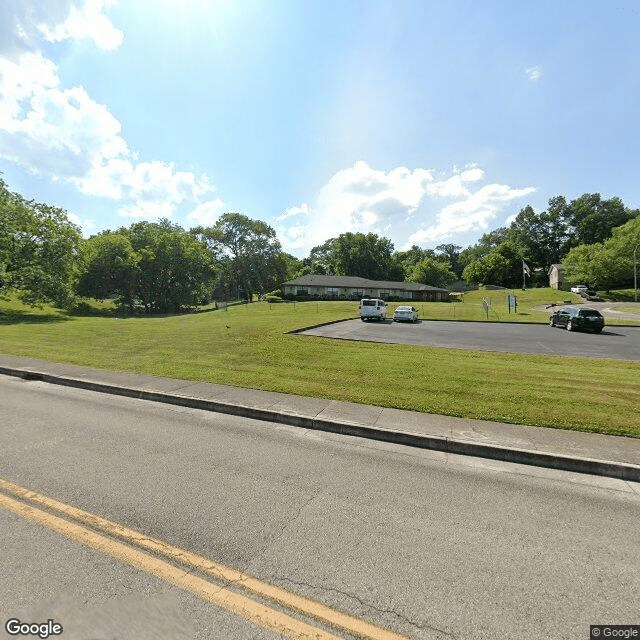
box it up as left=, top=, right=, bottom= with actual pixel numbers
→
left=0, top=1, right=123, bottom=56
left=67, top=210, right=96, bottom=236
left=408, top=183, right=536, bottom=245
left=275, top=161, right=434, bottom=253
left=426, top=166, right=485, bottom=199
left=525, top=66, right=543, bottom=82
left=117, top=200, right=176, bottom=220
left=186, top=198, right=225, bottom=226
left=0, top=1, right=216, bottom=226
left=37, top=0, right=124, bottom=50
left=276, top=203, right=309, bottom=222
left=278, top=224, right=307, bottom=251
left=276, top=161, right=535, bottom=255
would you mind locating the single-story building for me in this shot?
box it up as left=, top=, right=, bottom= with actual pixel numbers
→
left=281, top=275, right=451, bottom=301
left=549, top=264, right=563, bottom=290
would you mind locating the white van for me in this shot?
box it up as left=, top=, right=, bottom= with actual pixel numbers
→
left=358, top=298, right=388, bottom=322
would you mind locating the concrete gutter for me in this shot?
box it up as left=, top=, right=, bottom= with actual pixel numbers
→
left=2, top=363, right=639, bottom=483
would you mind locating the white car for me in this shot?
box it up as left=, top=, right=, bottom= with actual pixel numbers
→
left=358, top=298, right=388, bottom=322
left=570, top=285, right=588, bottom=294
left=393, top=305, right=419, bottom=323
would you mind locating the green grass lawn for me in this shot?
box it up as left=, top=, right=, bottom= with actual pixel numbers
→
left=1, top=291, right=639, bottom=438
left=612, top=306, right=640, bottom=315
left=599, top=288, right=639, bottom=302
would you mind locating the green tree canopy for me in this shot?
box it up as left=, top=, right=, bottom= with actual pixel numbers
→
left=393, top=245, right=437, bottom=279
left=409, top=258, right=457, bottom=288
left=192, top=213, right=282, bottom=299
left=328, top=232, right=404, bottom=280
left=77, top=220, right=216, bottom=312
left=76, top=232, right=138, bottom=305
left=308, top=238, right=337, bottom=274
left=459, top=228, right=509, bottom=272
left=564, top=215, right=640, bottom=289
left=435, top=243, right=463, bottom=278
left=568, top=193, right=637, bottom=246
left=0, top=178, right=81, bottom=307
left=461, top=242, right=522, bottom=288
left=504, top=194, right=638, bottom=279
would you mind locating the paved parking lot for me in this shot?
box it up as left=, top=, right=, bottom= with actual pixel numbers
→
left=299, top=319, right=640, bottom=360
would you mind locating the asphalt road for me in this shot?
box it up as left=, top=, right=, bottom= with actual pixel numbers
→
left=1, top=376, right=639, bottom=639
left=300, top=318, right=640, bottom=360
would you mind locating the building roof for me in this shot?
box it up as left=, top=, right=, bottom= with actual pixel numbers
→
left=281, top=274, right=449, bottom=292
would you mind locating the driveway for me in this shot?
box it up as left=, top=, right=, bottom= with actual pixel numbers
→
left=539, top=301, right=640, bottom=322
left=299, top=318, right=640, bottom=360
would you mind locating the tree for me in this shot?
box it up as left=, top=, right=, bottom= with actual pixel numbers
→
left=507, top=205, right=546, bottom=265
left=463, top=254, right=510, bottom=287
left=459, top=227, right=509, bottom=272
left=77, top=220, right=216, bottom=312
left=567, top=193, right=637, bottom=246
left=192, top=213, right=282, bottom=300
left=328, top=232, right=403, bottom=280
left=276, top=252, right=303, bottom=284
left=308, top=238, right=337, bottom=274
left=564, top=215, right=640, bottom=289
left=538, top=196, right=573, bottom=266
left=461, top=242, right=522, bottom=287
left=435, top=243, right=463, bottom=278
left=393, top=245, right=437, bottom=279
left=76, top=232, right=138, bottom=306
left=0, top=178, right=81, bottom=307
left=409, top=258, right=457, bottom=288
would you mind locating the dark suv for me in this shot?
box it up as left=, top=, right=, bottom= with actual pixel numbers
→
left=549, top=306, right=604, bottom=333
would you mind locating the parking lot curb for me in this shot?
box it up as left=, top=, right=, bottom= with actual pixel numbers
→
left=2, top=364, right=639, bottom=483
left=287, top=317, right=357, bottom=334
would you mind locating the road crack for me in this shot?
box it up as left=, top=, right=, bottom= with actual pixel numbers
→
left=268, top=576, right=459, bottom=639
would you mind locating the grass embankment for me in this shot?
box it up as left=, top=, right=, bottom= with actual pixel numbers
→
left=612, top=306, right=640, bottom=315
left=1, top=291, right=639, bottom=438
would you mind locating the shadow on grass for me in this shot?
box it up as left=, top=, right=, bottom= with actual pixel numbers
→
left=0, top=309, right=71, bottom=325
left=1, top=298, right=237, bottom=324
left=67, top=301, right=226, bottom=319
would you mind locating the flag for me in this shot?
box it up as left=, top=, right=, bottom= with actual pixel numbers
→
left=522, top=260, right=532, bottom=278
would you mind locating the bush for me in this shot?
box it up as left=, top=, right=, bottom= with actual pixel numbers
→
left=265, top=294, right=283, bottom=303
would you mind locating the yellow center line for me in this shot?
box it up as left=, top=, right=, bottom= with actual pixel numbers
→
left=0, top=490, right=341, bottom=640
left=0, top=479, right=411, bottom=640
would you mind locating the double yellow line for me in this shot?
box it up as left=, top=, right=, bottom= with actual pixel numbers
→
left=0, top=478, right=410, bottom=640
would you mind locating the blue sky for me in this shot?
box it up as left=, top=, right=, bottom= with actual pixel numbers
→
left=1, top=0, right=639, bottom=257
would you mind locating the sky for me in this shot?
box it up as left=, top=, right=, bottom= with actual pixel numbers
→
left=1, top=0, right=639, bottom=258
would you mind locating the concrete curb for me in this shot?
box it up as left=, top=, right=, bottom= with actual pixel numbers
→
left=287, top=317, right=358, bottom=334
left=2, top=365, right=639, bottom=483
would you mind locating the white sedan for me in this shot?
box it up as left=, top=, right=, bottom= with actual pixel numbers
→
left=392, top=305, right=419, bottom=323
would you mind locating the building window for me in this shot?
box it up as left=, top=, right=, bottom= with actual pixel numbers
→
left=296, top=287, right=309, bottom=295
left=326, top=287, right=339, bottom=297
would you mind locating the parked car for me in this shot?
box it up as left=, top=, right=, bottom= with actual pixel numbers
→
left=393, top=305, right=419, bottom=323
left=358, top=298, right=388, bottom=322
left=548, top=306, right=604, bottom=333
left=570, top=285, right=589, bottom=295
